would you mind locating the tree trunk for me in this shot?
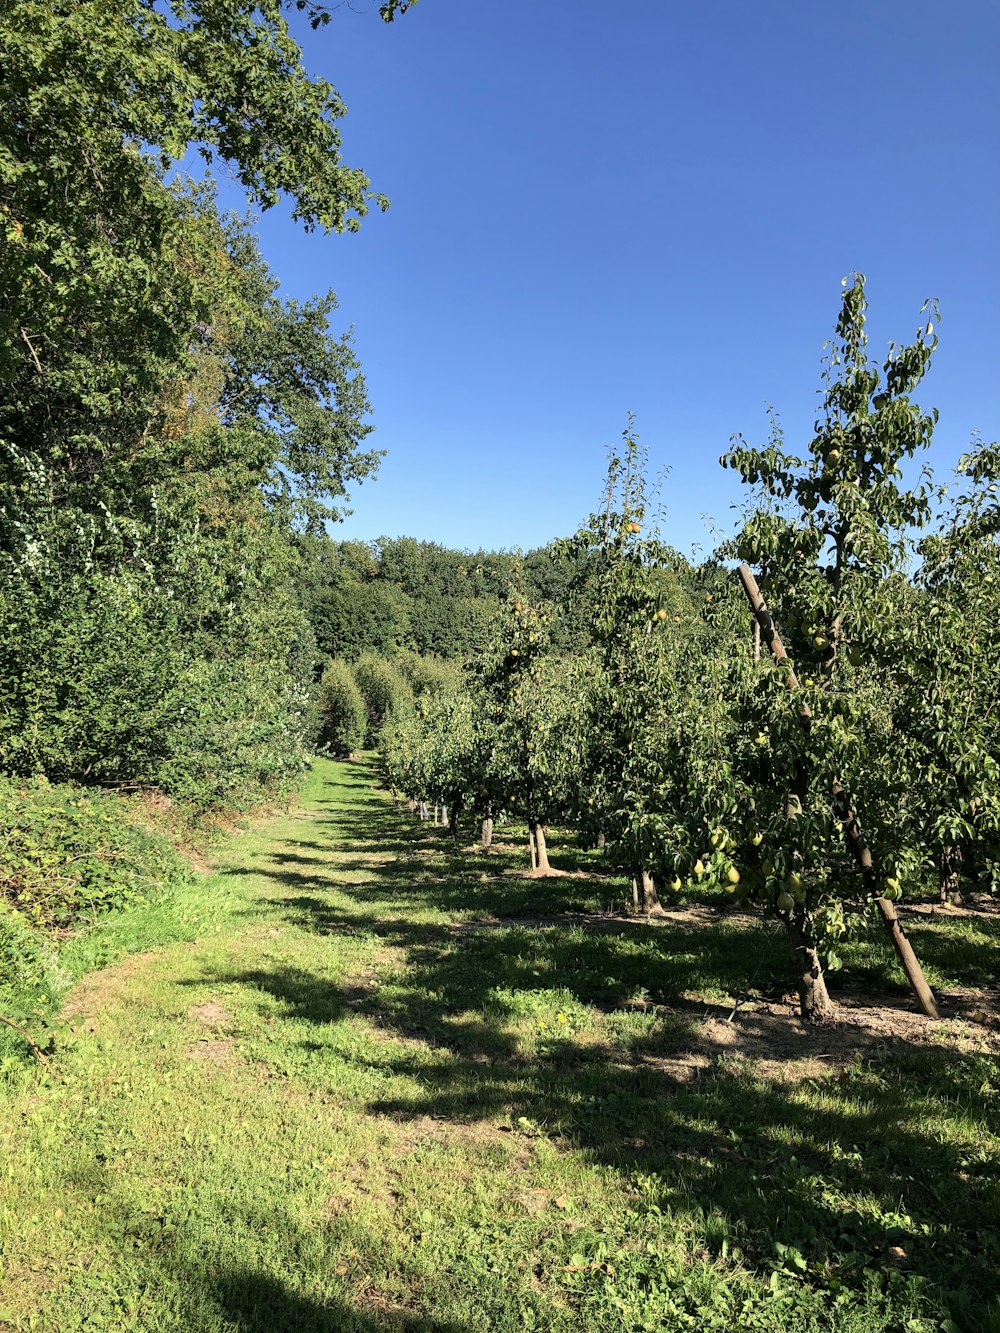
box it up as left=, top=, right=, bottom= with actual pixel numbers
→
left=480, top=814, right=493, bottom=849
left=631, top=875, right=640, bottom=912
left=533, top=820, right=552, bottom=873
left=529, top=824, right=537, bottom=871
left=433, top=803, right=439, bottom=826
left=835, top=784, right=939, bottom=1017
left=641, top=868, right=667, bottom=917
left=939, top=846, right=963, bottom=905
left=876, top=895, right=940, bottom=1018
left=596, top=831, right=606, bottom=849
left=407, top=798, right=417, bottom=814
left=449, top=804, right=460, bottom=837
left=441, top=804, right=448, bottom=828
left=785, top=910, right=835, bottom=1021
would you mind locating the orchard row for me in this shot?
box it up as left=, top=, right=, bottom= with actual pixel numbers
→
left=322, top=278, right=1000, bottom=1020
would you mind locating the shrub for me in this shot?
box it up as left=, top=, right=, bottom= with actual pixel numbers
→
left=317, top=660, right=367, bottom=756
left=0, top=775, right=195, bottom=1066
left=0, top=776, right=192, bottom=931
left=0, top=905, right=62, bottom=1025
left=352, top=654, right=413, bottom=745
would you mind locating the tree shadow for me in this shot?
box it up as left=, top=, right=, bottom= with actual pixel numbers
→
left=57, top=1158, right=470, bottom=1332
left=199, top=1265, right=468, bottom=1332
left=203, top=922, right=999, bottom=1326
left=188, top=762, right=1000, bottom=1328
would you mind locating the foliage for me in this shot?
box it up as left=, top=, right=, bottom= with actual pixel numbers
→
left=1, top=22, right=381, bottom=808
left=393, top=651, right=461, bottom=698
left=556, top=420, right=739, bottom=906
left=351, top=655, right=413, bottom=747
left=317, top=660, right=367, bottom=757
left=306, top=569, right=413, bottom=661
left=0, top=777, right=192, bottom=933
left=0, top=774, right=194, bottom=1043
left=0, top=450, right=318, bottom=807
left=0, top=905, right=60, bottom=1029
left=299, top=535, right=601, bottom=663
left=469, top=598, right=590, bottom=856
left=902, top=437, right=1000, bottom=896
left=381, top=681, right=478, bottom=818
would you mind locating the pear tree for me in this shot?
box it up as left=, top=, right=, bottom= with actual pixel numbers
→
left=721, top=276, right=940, bottom=1018
left=902, top=439, right=1000, bottom=901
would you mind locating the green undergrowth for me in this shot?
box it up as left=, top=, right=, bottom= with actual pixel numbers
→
left=0, top=774, right=308, bottom=1068
left=0, top=759, right=997, bottom=1331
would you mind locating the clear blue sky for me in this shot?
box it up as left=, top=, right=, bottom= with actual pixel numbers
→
left=234, top=0, right=999, bottom=557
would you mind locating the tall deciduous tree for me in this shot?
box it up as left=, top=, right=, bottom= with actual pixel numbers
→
left=0, top=0, right=403, bottom=802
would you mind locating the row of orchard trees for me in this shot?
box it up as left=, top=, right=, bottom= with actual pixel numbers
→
left=378, top=277, right=1000, bottom=1021
left=316, top=652, right=459, bottom=758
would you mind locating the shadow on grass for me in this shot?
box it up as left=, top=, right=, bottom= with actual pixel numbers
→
left=62, top=1165, right=470, bottom=1332
left=197, top=760, right=1000, bottom=1329
left=200, top=1266, right=469, bottom=1333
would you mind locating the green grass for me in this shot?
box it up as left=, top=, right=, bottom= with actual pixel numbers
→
left=1, top=759, right=997, bottom=1331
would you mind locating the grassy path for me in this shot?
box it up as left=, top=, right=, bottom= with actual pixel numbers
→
left=1, top=760, right=998, bottom=1331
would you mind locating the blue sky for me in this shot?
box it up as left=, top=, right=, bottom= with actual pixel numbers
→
left=235, top=0, right=999, bottom=557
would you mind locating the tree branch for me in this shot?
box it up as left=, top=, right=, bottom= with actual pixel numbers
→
left=20, top=327, right=43, bottom=376
left=0, top=1014, right=55, bottom=1072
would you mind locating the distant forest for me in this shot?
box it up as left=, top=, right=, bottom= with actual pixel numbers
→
left=296, top=534, right=703, bottom=663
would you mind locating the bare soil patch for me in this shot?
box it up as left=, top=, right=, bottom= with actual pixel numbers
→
left=186, top=1038, right=236, bottom=1061
left=615, top=990, right=1000, bottom=1086
left=62, top=951, right=155, bottom=1022
left=448, top=904, right=752, bottom=934
left=188, top=1000, right=231, bottom=1027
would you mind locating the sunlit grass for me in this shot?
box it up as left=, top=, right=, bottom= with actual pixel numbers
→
left=0, top=758, right=996, bottom=1332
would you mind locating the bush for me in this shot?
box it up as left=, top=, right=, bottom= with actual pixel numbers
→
left=352, top=654, right=413, bottom=745
left=317, top=660, right=367, bottom=756
left=0, top=905, right=62, bottom=1026
left=0, top=776, right=192, bottom=931
left=0, top=775, right=195, bottom=1067
left=393, top=651, right=459, bottom=698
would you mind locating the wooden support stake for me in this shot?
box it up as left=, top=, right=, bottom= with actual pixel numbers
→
left=833, top=780, right=939, bottom=1018
left=737, top=563, right=939, bottom=1019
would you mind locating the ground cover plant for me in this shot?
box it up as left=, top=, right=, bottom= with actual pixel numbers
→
left=0, top=777, right=200, bottom=1062
left=1, top=758, right=997, bottom=1332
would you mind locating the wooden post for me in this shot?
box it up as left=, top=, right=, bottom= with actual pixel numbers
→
left=873, top=895, right=939, bottom=1018
left=737, top=562, right=939, bottom=1019
left=832, top=780, right=939, bottom=1017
